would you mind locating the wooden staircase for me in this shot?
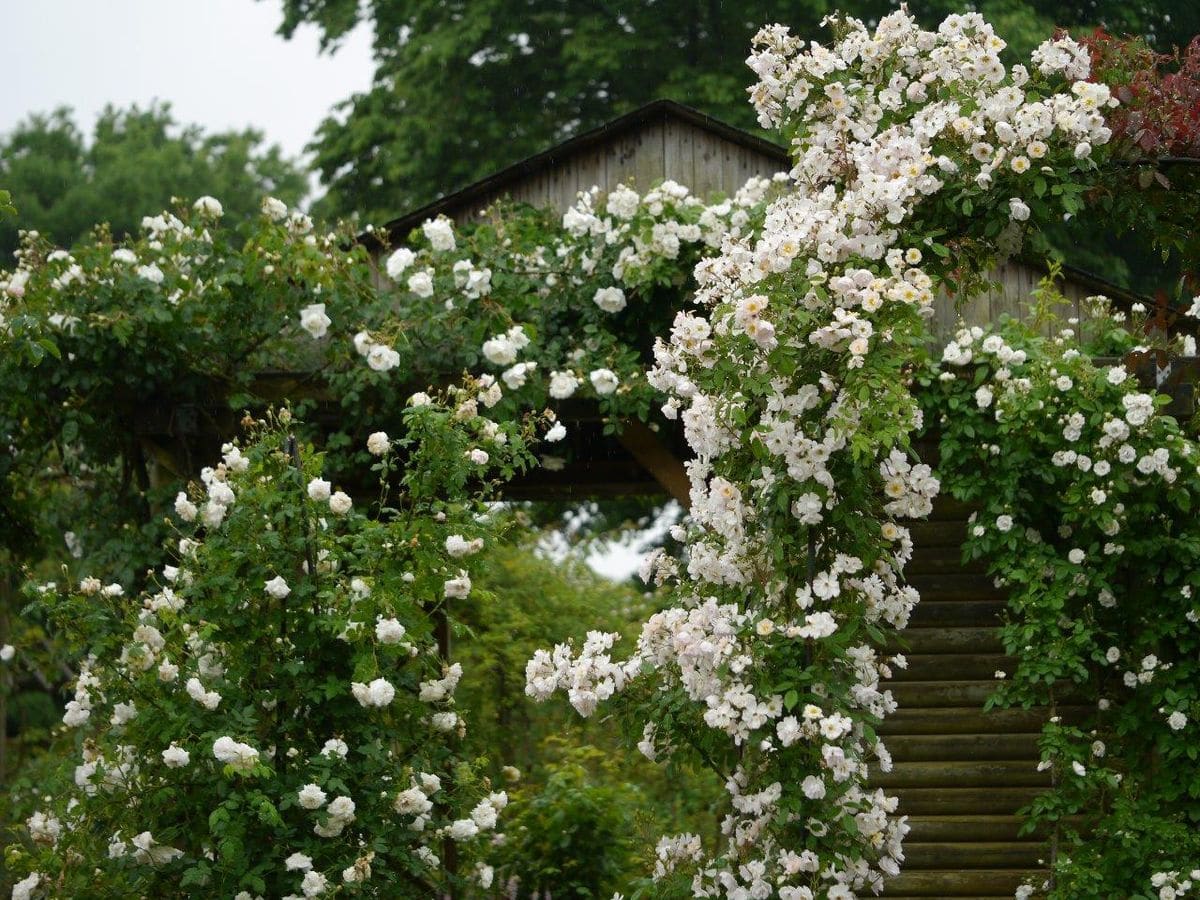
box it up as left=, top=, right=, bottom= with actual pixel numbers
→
left=874, top=501, right=1053, bottom=898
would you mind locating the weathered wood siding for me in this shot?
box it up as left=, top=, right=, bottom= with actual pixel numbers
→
left=932, top=258, right=1097, bottom=344
left=440, top=113, right=786, bottom=224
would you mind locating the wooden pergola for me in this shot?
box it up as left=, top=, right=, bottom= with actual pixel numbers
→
left=131, top=100, right=1198, bottom=896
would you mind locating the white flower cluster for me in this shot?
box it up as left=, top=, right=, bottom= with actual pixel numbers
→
left=1151, top=870, right=1199, bottom=900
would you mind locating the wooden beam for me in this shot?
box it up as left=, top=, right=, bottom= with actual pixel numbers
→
left=616, top=420, right=691, bottom=508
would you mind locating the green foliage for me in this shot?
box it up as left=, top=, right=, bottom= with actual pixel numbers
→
left=454, top=542, right=645, bottom=769
left=493, top=743, right=643, bottom=897
left=0, top=104, right=307, bottom=266
left=922, top=286, right=1200, bottom=896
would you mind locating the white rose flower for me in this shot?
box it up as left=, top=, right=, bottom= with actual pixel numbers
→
left=212, top=736, right=259, bottom=771
left=445, top=535, right=483, bottom=558
left=286, top=852, right=313, bottom=871
left=422, top=217, right=456, bottom=252
left=589, top=368, right=619, bottom=395
left=367, top=344, right=400, bottom=371
left=408, top=270, right=435, bottom=298
left=481, top=335, right=517, bottom=366
left=262, top=196, right=288, bottom=221
left=301, top=870, right=328, bottom=897
left=367, top=431, right=390, bottom=456
left=351, top=677, right=396, bottom=708
left=545, top=422, right=567, bottom=442
left=193, top=196, right=223, bottom=218
left=299, top=303, right=332, bottom=339
left=307, top=478, right=331, bottom=501
left=376, top=617, right=407, bottom=644
left=385, top=247, right=416, bottom=280
left=548, top=370, right=579, bottom=399
left=443, top=571, right=472, bottom=599
left=447, top=818, right=479, bottom=841
left=1008, top=198, right=1030, bottom=222
left=161, top=744, right=191, bottom=768
left=298, top=783, right=328, bottom=809
left=593, top=286, right=627, bottom=313
left=0, top=644, right=15, bottom=662
left=328, top=491, right=353, bottom=515
left=265, top=576, right=291, bottom=599
left=132, top=831, right=184, bottom=866
left=137, top=264, right=164, bottom=284
left=321, top=738, right=348, bottom=758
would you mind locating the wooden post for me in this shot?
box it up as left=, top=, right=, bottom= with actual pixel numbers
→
left=616, top=420, right=691, bottom=509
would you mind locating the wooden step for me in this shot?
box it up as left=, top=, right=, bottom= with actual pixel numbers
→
left=906, top=577, right=1004, bottom=603
left=891, top=787, right=1044, bottom=815
left=890, top=681, right=1004, bottom=707
left=907, top=600, right=1004, bottom=627
left=872, top=760, right=1049, bottom=789
left=880, top=706, right=1080, bottom=736
left=905, top=520, right=968, bottom=547
left=884, top=733, right=1040, bottom=762
left=880, top=869, right=1042, bottom=896
left=903, top=841, right=1045, bottom=869
left=918, top=498, right=979, bottom=522
left=906, top=553, right=988, bottom=576
left=905, top=815, right=1081, bottom=842
left=906, top=815, right=1033, bottom=843
left=887, top=627, right=1004, bottom=654
left=888, top=654, right=1013, bottom=681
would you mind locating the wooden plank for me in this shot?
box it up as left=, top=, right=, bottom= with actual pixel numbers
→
left=906, top=601, right=1005, bottom=627
left=663, top=116, right=695, bottom=189
left=880, top=869, right=1042, bottom=896
left=884, top=732, right=1039, bottom=761
left=615, top=420, right=691, bottom=507
left=885, top=627, right=1004, bottom=654
left=720, top=139, right=741, bottom=197
left=633, top=119, right=666, bottom=191
left=904, top=575, right=1004, bottom=601
left=888, top=654, right=1014, bottom=682
left=879, top=706, right=1086, bottom=735
left=889, top=787, right=1044, bottom=816
left=903, top=842, right=1045, bottom=869
left=872, top=760, right=1049, bottom=789
left=692, top=128, right=722, bottom=196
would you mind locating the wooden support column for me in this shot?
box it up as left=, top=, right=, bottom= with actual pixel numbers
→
left=616, top=420, right=691, bottom=509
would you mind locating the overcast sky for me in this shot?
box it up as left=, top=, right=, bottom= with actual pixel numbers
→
left=2, top=0, right=375, bottom=162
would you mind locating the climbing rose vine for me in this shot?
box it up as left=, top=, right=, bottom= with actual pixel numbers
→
left=528, top=10, right=1118, bottom=897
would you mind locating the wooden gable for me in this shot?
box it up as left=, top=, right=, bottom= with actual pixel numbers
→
left=378, top=99, right=788, bottom=236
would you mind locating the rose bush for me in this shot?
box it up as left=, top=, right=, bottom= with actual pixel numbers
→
left=5, top=389, right=541, bottom=898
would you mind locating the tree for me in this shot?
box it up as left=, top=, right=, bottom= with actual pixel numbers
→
left=269, top=0, right=1200, bottom=224
left=0, top=104, right=307, bottom=266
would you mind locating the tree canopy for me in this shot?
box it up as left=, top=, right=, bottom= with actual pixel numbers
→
left=269, top=0, right=1200, bottom=225
left=0, top=104, right=308, bottom=265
